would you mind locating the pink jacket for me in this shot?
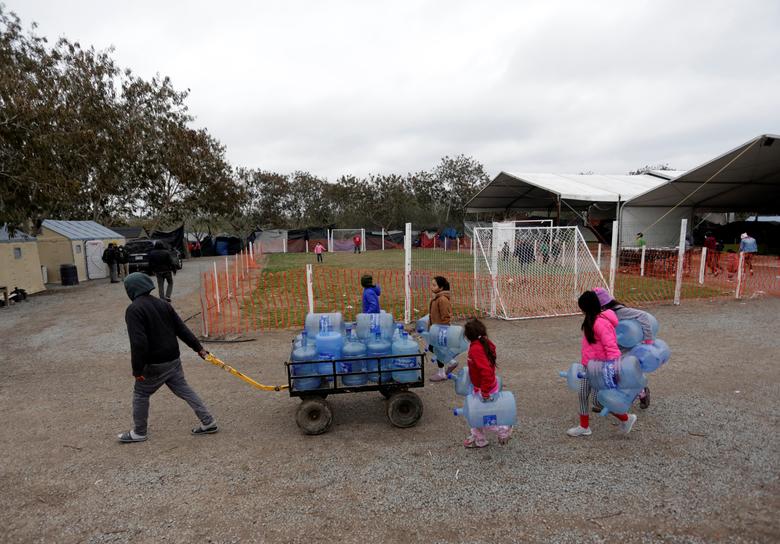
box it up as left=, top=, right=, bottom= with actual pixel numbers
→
left=314, top=244, right=324, bottom=254
left=580, top=309, right=621, bottom=366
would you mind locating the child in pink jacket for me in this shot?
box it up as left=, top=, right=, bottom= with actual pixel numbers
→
left=567, top=290, right=637, bottom=437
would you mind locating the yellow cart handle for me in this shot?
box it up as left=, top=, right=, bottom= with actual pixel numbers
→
left=204, top=353, right=288, bottom=392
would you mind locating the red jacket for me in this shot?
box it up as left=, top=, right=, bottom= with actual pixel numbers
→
left=467, top=339, right=498, bottom=398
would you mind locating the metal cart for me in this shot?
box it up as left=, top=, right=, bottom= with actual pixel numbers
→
left=286, top=352, right=426, bottom=435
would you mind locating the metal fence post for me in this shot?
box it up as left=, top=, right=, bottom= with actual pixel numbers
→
left=381, top=228, right=385, bottom=251
left=673, top=219, right=687, bottom=305
left=597, top=243, right=602, bottom=269
left=213, top=261, right=220, bottom=314
left=199, top=267, right=208, bottom=337
left=699, top=247, right=707, bottom=284
left=306, top=264, right=315, bottom=313
left=735, top=252, right=744, bottom=299
left=609, top=221, right=618, bottom=294
left=404, top=223, right=412, bottom=324
left=361, top=228, right=366, bottom=252
left=640, top=245, right=646, bottom=277
left=225, top=256, right=231, bottom=298
left=574, top=228, right=579, bottom=295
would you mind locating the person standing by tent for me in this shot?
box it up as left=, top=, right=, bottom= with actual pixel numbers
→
left=149, top=242, right=176, bottom=301
left=352, top=233, right=362, bottom=254
left=117, top=272, right=217, bottom=443
left=116, top=244, right=130, bottom=279
left=102, top=243, right=119, bottom=283
left=739, top=232, right=758, bottom=275
left=704, top=231, right=721, bottom=276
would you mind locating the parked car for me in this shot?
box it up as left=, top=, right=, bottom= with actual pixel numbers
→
left=126, top=239, right=183, bottom=273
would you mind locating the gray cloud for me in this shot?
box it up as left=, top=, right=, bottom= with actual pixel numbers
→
left=10, top=0, right=780, bottom=179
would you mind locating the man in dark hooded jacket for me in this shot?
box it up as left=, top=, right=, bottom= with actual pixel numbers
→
left=148, top=241, right=176, bottom=301
left=118, top=272, right=217, bottom=443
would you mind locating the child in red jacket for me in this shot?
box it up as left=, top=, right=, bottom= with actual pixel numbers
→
left=462, top=319, right=512, bottom=448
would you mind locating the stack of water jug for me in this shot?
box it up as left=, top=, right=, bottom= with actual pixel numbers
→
left=416, top=314, right=517, bottom=429
left=559, top=313, right=671, bottom=415
left=290, top=311, right=421, bottom=391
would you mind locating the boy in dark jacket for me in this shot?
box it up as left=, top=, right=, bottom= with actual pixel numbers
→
left=361, top=274, right=381, bottom=313
left=117, top=273, right=217, bottom=443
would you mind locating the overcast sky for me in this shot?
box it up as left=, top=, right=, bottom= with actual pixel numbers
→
left=9, top=0, right=780, bottom=179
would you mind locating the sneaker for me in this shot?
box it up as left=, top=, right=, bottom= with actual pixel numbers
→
left=566, top=426, right=592, bottom=437
left=591, top=401, right=604, bottom=413
left=639, top=387, right=650, bottom=410
left=619, top=414, right=637, bottom=434
left=429, top=372, right=447, bottom=382
left=464, top=435, right=488, bottom=448
left=497, top=428, right=513, bottom=445
left=117, top=430, right=147, bottom=443
left=192, top=421, right=218, bottom=435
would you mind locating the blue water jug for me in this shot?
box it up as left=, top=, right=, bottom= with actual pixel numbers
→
left=291, top=331, right=321, bottom=391
left=416, top=315, right=430, bottom=333
left=454, top=391, right=517, bottom=428
left=654, top=338, right=671, bottom=365
left=391, top=332, right=420, bottom=383
left=617, top=355, right=647, bottom=389
left=428, top=324, right=469, bottom=364
left=356, top=312, right=394, bottom=341
left=597, top=388, right=643, bottom=416
left=629, top=343, right=662, bottom=373
left=392, top=322, right=405, bottom=341
left=586, top=358, right=647, bottom=391
left=315, top=330, right=343, bottom=378
left=450, top=365, right=503, bottom=396
left=340, top=325, right=368, bottom=386
left=616, top=319, right=644, bottom=349
left=647, top=313, right=660, bottom=337
left=366, top=328, right=392, bottom=383
left=304, top=312, right=343, bottom=338
left=558, top=362, right=586, bottom=391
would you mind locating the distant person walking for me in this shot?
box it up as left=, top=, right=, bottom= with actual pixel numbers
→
left=361, top=274, right=381, bottom=313
left=117, top=272, right=217, bottom=443
left=102, top=243, right=119, bottom=283
left=739, top=233, right=757, bottom=275
left=636, top=232, right=646, bottom=247
left=116, top=244, right=130, bottom=279
left=352, top=233, right=362, bottom=254
left=314, top=241, right=325, bottom=263
left=704, top=231, right=720, bottom=276
left=149, top=242, right=176, bottom=301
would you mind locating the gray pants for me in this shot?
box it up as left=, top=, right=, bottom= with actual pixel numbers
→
left=156, top=271, right=173, bottom=299
left=119, top=263, right=129, bottom=278
left=132, top=359, right=213, bottom=435
left=109, top=263, right=118, bottom=282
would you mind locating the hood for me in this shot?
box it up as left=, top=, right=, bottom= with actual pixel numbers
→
left=124, top=272, right=155, bottom=301
left=366, top=285, right=381, bottom=296
left=434, top=290, right=451, bottom=300
left=599, top=309, right=619, bottom=327
left=593, top=287, right=613, bottom=307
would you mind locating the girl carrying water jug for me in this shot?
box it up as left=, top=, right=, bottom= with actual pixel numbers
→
left=567, top=290, right=637, bottom=437
left=427, top=276, right=456, bottom=382
left=462, top=319, right=512, bottom=448
left=593, top=287, right=652, bottom=409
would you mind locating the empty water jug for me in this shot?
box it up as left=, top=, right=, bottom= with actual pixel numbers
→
left=616, top=355, right=647, bottom=390
left=597, top=388, right=642, bottom=416
left=356, top=312, right=394, bottom=341
left=340, top=326, right=368, bottom=386
left=315, top=330, right=343, bottom=378
left=558, top=362, right=586, bottom=391
left=629, top=343, right=662, bottom=373
left=616, top=319, right=644, bottom=349
left=366, top=329, right=392, bottom=383
left=391, top=332, right=420, bottom=383
left=450, top=365, right=503, bottom=396
left=454, top=391, right=517, bottom=428
left=291, top=332, right=321, bottom=391
left=416, top=314, right=430, bottom=333
left=428, top=324, right=469, bottom=364
left=304, top=312, right=343, bottom=338
left=654, top=338, right=671, bottom=365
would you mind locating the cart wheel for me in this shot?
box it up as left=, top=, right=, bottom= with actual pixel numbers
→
left=386, top=391, right=423, bottom=428
left=296, top=398, right=333, bottom=435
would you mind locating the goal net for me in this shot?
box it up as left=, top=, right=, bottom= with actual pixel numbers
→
left=330, top=229, right=366, bottom=252
left=474, top=225, right=607, bottom=319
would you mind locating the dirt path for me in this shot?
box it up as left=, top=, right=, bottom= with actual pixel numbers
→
left=1, top=260, right=778, bottom=543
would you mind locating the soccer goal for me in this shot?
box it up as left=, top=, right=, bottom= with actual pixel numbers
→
left=329, top=228, right=366, bottom=252
left=473, top=225, right=607, bottom=319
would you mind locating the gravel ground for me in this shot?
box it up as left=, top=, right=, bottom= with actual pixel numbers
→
left=1, top=257, right=778, bottom=543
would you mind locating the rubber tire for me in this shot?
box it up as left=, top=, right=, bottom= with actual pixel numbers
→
left=386, top=391, right=423, bottom=428
left=296, top=398, right=333, bottom=435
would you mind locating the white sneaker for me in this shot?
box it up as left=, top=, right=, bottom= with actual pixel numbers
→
left=566, top=425, right=592, bottom=437
left=620, top=414, right=637, bottom=434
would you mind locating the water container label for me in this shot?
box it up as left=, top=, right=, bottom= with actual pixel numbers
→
left=601, top=360, right=618, bottom=389
left=483, top=414, right=498, bottom=426
left=437, top=328, right=448, bottom=347
left=320, top=315, right=331, bottom=332
left=397, top=357, right=415, bottom=369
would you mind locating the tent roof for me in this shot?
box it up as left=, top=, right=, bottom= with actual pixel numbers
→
left=42, top=220, right=122, bottom=240
left=626, top=134, right=780, bottom=211
left=466, top=172, right=668, bottom=213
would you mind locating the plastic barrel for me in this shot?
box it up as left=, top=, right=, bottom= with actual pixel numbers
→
left=60, top=264, right=79, bottom=286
